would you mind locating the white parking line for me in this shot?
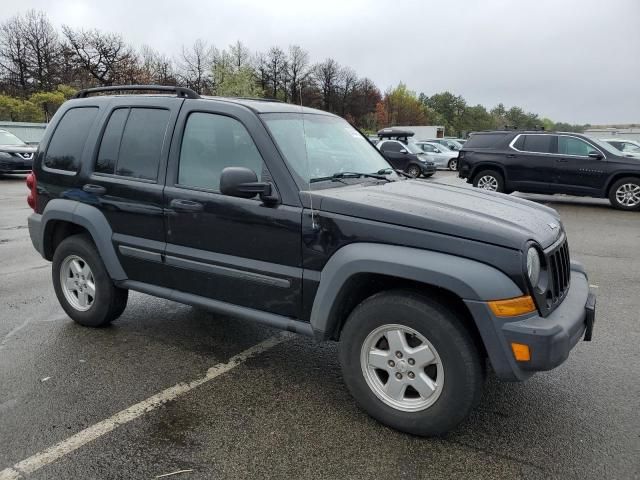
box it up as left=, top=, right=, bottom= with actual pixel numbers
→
left=0, top=333, right=290, bottom=480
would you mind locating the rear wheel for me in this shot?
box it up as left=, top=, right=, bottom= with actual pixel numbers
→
left=448, top=159, right=458, bottom=171
left=473, top=169, right=504, bottom=193
left=608, top=177, right=640, bottom=211
left=338, top=290, right=484, bottom=436
left=52, top=234, right=128, bottom=327
left=406, top=164, right=421, bottom=178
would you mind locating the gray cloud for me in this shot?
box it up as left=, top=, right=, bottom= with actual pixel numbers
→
left=3, top=0, right=639, bottom=123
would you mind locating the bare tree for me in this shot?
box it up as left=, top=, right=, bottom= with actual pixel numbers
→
left=265, top=46, right=286, bottom=99
left=21, top=10, right=61, bottom=91
left=338, top=66, right=358, bottom=116
left=140, top=45, right=175, bottom=85
left=0, top=15, right=30, bottom=95
left=229, top=40, right=250, bottom=70
left=313, top=58, right=342, bottom=112
left=62, top=26, right=138, bottom=86
left=287, top=45, right=309, bottom=104
left=176, top=39, right=215, bottom=94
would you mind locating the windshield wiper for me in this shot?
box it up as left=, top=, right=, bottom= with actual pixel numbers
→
left=310, top=171, right=392, bottom=183
left=377, top=168, right=412, bottom=179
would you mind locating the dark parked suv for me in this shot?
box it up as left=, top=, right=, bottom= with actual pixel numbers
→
left=27, top=86, right=595, bottom=436
left=458, top=130, right=640, bottom=210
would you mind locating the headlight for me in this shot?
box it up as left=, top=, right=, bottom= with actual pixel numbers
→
left=0, top=152, right=11, bottom=159
left=526, top=247, right=541, bottom=287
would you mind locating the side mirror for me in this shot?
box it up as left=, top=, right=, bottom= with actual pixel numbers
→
left=399, top=149, right=407, bottom=154
left=588, top=151, right=603, bottom=160
left=219, top=167, right=277, bottom=202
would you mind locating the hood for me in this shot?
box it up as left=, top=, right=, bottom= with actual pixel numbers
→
left=311, top=180, right=563, bottom=250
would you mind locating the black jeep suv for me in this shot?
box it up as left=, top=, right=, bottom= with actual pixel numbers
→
left=27, top=86, right=595, bottom=436
left=458, top=130, right=640, bottom=210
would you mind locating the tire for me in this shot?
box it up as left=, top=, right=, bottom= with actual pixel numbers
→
left=52, top=234, right=128, bottom=327
left=406, top=164, right=421, bottom=178
left=472, top=169, right=504, bottom=193
left=338, top=290, right=484, bottom=436
left=448, top=159, right=458, bottom=171
left=608, top=177, right=640, bottom=211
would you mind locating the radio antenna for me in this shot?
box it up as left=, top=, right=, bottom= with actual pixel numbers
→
left=300, top=84, right=317, bottom=229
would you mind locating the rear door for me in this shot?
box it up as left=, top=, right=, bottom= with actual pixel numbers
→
left=162, top=101, right=303, bottom=318
left=508, top=134, right=558, bottom=192
left=554, top=135, right=608, bottom=194
left=83, top=97, right=182, bottom=287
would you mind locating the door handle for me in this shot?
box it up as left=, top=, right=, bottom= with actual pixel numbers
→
left=506, top=154, right=516, bottom=158
left=557, top=158, right=569, bottom=163
left=169, top=199, right=204, bottom=212
left=82, top=184, right=106, bottom=195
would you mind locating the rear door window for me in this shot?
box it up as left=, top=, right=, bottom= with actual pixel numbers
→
left=44, top=107, right=99, bottom=172
left=95, top=107, right=170, bottom=180
left=522, top=135, right=553, bottom=154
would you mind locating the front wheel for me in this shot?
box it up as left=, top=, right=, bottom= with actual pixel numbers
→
left=608, top=177, right=640, bottom=211
left=406, top=164, right=421, bottom=178
left=52, top=234, right=128, bottom=327
left=448, top=158, right=458, bottom=171
left=338, top=290, right=484, bottom=436
left=473, top=169, right=504, bottom=193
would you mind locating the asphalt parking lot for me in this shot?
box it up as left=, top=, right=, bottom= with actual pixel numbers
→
left=1, top=172, right=638, bottom=479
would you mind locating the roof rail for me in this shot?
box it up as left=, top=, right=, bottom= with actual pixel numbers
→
left=73, top=85, right=201, bottom=99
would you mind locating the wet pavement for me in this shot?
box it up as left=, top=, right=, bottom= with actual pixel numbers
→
left=1, top=172, right=638, bottom=479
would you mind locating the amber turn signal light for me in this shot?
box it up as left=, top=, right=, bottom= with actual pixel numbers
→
left=511, top=343, right=531, bottom=361
left=488, top=295, right=536, bottom=317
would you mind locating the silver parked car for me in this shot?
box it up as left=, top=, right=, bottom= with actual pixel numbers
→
left=415, top=142, right=460, bottom=170
left=600, top=138, right=640, bottom=159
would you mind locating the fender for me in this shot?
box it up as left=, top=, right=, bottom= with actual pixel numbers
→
left=309, top=243, right=523, bottom=340
left=40, top=199, right=127, bottom=281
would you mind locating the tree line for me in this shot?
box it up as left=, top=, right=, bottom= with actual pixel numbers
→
left=0, top=10, right=588, bottom=134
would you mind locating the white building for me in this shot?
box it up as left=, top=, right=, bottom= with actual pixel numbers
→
left=583, top=126, right=640, bottom=142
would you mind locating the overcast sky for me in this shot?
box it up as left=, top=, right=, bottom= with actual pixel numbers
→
left=3, top=0, right=639, bottom=124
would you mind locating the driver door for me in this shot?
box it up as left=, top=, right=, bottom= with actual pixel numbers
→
left=162, top=104, right=303, bottom=318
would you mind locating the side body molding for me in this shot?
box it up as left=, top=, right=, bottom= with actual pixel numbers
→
left=309, top=243, right=523, bottom=340
left=40, top=199, right=127, bottom=281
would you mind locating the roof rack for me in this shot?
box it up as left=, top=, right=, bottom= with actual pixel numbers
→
left=73, top=85, right=201, bottom=99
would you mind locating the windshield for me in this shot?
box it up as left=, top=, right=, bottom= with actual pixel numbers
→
left=262, top=113, right=393, bottom=185
left=433, top=143, right=452, bottom=151
left=0, top=130, right=26, bottom=146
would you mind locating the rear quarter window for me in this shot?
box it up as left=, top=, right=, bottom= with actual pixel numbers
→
left=464, top=133, right=508, bottom=149
left=44, top=107, right=99, bottom=172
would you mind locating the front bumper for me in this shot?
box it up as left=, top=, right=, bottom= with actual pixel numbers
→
left=465, top=263, right=595, bottom=381
left=0, top=158, right=33, bottom=173
left=418, top=163, right=437, bottom=175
